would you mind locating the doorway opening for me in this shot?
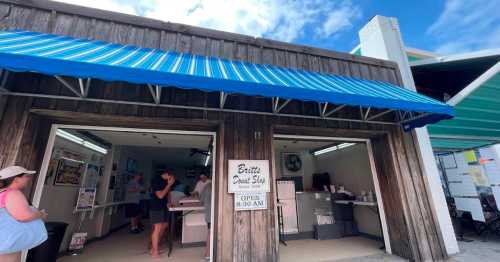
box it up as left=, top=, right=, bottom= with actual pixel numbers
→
left=32, top=125, right=216, bottom=262
left=274, top=135, right=390, bottom=262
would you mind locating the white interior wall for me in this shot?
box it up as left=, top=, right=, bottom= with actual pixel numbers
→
left=105, top=145, right=155, bottom=231
left=275, top=149, right=316, bottom=191
left=274, top=141, right=382, bottom=237
left=314, top=144, right=382, bottom=237
left=38, top=137, right=107, bottom=251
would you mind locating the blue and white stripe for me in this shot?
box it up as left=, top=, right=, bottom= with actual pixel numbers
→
left=0, top=30, right=453, bottom=123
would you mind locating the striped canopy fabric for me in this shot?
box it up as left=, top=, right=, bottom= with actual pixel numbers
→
left=0, top=30, right=453, bottom=129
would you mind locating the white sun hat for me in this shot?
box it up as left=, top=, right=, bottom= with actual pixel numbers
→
left=0, top=166, right=36, bottom=180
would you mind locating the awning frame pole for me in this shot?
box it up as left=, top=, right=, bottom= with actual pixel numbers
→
left=5, top=91, right=399, bottom=126
left=156, top=85, right=162, bottom=105
left=363, top=107, right=371, bottom=121
left=0, top=70, right=9, bottom=93
left=367, top=109, right=394, bottom=121
left=147, top=84, right=162, bottom=104
left=78, top=78, right=91, bottom=98
left=219, top=91, right=227, bottom=109
left=54, top=75, right=83, bottom=98
left=324, top=104, right=346, bottom=117
left=272, top=97, right=280, bottom=113
left=320, top=102, right=328, bottom=118
left=276, top=99, right=291, bottom=113
left=399, top=112, right=431, bottom=124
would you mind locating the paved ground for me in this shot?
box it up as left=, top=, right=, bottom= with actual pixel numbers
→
left=334, top=233, right=500, bottom=262
left=447, top=233, right=500, bottom=262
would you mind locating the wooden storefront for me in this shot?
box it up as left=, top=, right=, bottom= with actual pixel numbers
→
left=0, top=1, right=448, bottom=261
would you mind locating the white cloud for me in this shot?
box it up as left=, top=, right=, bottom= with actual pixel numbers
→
left=54, top=0, right=362, bottom=43
left=427, top=0, right=500, bottom=54
left=315, top=3, right=361, bottom=38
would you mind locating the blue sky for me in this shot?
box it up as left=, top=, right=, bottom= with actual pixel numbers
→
left=56, top=0, right=500, bottom=55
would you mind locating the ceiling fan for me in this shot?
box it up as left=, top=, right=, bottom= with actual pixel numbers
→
left=189, top=138, right=214, bottom=157
left=189, top=148, right=210, bottom=157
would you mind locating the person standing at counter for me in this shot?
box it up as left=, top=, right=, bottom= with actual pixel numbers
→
left=125, top=173, right=143, bottom=234
left=149, top=171, right=176, bottom=259
left=200, top=182, right=212, bottom=261
left=191, top=173, right=211, bottom=198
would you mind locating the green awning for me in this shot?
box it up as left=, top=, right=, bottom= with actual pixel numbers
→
left=428, top=68, right=500, bottom=150
left=430, top=138, right=496, bottom=151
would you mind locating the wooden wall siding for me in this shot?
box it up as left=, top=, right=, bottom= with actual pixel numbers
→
left=0, top=95, right=7, bottom=125
left=0, top=1, right=401, bottom=87
left=385, top=129, right=447, bottom=261
left=0, top=95, right=448, bottom=262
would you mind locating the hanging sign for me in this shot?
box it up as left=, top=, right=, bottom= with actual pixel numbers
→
left=228, top=160, right=270, bottom=193
left=235, top=192, right=267, bottom=211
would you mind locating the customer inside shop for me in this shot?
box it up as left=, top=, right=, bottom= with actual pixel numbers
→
left=33, top=128, right=214, bottom=262
left=274, top=138, right=387, bottom=262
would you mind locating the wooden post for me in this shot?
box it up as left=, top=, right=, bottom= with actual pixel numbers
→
left=216, top=114, right=277, bottom=262
left=0, top=94, right=7, bottom=127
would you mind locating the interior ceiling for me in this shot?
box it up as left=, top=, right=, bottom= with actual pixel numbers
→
left=274, top=139, right=342, bottom=151
left=84, top=130, right=212, bottom=149
left=124, top=146, right=207, bottom=167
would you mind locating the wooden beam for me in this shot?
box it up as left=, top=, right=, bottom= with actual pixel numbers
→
left=29, top=109, right=220, bottom=131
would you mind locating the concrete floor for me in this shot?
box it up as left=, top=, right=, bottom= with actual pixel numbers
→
left=57, top=227, right=500, bottom=262
left=57, top=227, right=207, bottom=262
left=279, top=237, right=386, bottom=262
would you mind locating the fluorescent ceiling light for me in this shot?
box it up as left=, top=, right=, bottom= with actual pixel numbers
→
left=56, top=129, right=108, bottom=155
left=83, top=141, right=108, bottom=155
left=204, top=152, right=211, bottom=167
left=313, top=143, right=356, bottom=156
left=56, top=129, right=84, bottom=144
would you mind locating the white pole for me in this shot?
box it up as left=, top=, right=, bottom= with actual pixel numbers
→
left=359, top=15, right=459, bottom=255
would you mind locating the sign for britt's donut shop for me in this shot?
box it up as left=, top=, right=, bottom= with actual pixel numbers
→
left=228, top=160, right=270, bottom=193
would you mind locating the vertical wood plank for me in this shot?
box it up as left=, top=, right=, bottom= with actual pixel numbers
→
left=0, top=97, right=32, bottom=168
left=390, top=129, right=433, bottom=261
left=402, top=131, right=447, bottom=260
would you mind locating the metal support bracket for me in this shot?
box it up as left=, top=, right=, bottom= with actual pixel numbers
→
left=367, top=109, right=394, bottom=121
left=363, top=107, right=371, bottom=121
left=319, top=102, right=329, bottom=118
left=273, top=98, right=291, bottom=113
left=324, top=104, right=346, bottom=117
left=0, top=70, right=10, bottom=93
left=55, top=75, right=83, bottom=97
left=220, top=91, right=228, bottom=109
left=147, top=84, right=162, bottom=104
left=78, top=78, right=91, bottom=98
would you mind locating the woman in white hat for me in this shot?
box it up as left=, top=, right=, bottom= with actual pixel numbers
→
left=0, top=166, right=48, bottom=262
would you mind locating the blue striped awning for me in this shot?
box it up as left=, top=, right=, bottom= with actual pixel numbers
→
left=0, top=30, right=453, bottom=129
